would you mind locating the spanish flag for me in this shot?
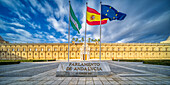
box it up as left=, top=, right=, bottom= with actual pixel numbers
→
left=86, top=6, right=108, bottom=25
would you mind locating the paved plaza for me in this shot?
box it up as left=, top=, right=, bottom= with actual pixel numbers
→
left=0, top=60, right=170, bottom=85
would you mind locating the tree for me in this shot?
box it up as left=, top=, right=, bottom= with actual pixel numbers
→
left=88, top=38, right=91, bottom=42
left=75, top=38, right=78, bottom=42
left=72, top=38, right=75, bottom=41
left=91, top=39, right=93, bottom=42
left=82, top=37, right=84, bottom=42
left=98, top=39, right=100, bottom=41
left=94, top=39, right=97, bottom=42
left=78, top=40, right=81, bottom=42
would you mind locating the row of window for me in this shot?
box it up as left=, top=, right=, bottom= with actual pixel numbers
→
left=1, top=48, right=80, bottom=52
left=90, top=53, right=168, bottom=56
left=1, top=47, right=169, bottom=52
left=90, top=47, right=168, bottom=51
left=1, top=52, right=80, bottom=56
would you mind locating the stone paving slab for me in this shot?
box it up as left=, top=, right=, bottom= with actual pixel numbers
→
left=1, top=61, right=170, bottom=85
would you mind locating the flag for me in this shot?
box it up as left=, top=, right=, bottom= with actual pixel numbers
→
left=70, top=5, right=81, bottom=33
left=101, top=5, right=126, bottom=21
left=86, top=6, right=108, bottom=25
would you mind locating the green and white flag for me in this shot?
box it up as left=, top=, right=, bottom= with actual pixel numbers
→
left=70, top=5, right=81, bottom=33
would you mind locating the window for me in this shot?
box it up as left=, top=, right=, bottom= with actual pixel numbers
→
left=118, top=48, right=120, bottom=51
left=18, top=53, right=19, bottom=55
left=2, top=53, right=4, bottom=55
left=35, top=53, right=37, bottom=55
left=130, top=48, right=132, bottom=51
left=12, top=49, right=14, bottom=51
left=48, top=49, right=50, bottom=51
left=146, top=48, right=148, bottom=51
left=35, top=48, right=37, bottom=51
left=102, top=53, right=103, bottom=55
left=135, top=48, right=137, bottom=51
left=66, top=53, right=68, bottom=55
left=8, top=53, right=9, bottom=55
left=23, top=53, right=25, bottom=56
left=72, top=48, right=74, bottom=51
left=2, top=49, right=3, bottom=51
left=112, top=48, right=114, bottom=51
left=146, top=53, right=148, bottom=55
left=54, top=48, right=57, bottom=51
left=41, top=48, right=43, bottom=51
left=23, top=48, right=25, bottom=51
left=141, top=53, right=142, bottom=55
left=60, top=48, right=62, bottom=51
left=78, top=53, right=79, bottom=55
left=135, top=53, right=137, bottom=55
left=152, top=53, right=154, bottom=55
left=159, top=53, right=161, bottom=55
left=130, top=53, right=131, bottom=55
left=8, top=49, right=9, bottom=51
left=48, top=53, right=50, bottom=55
left=12, top=53, right=14, bottom=55
left=96, top=53, right=97, bottom=55
left=165, top=48, right=168, bottom=51
left=112, top=53, right=114, bottom=55
left=41, top=53, right=43, bottom=55
left=166, top=53, right=167, bottom=55
left=107, top=53, right=109, bottom=55
left=72, top=53, right=74, bottom=55
left=91, top=53, right=92, bottom=55
left=152, top=48, right=154, bottom=51
left=159, top=48, right=161, bottom=51
left=55, top=53, right=56, bottom=55
left=124, top=53, right=125, bottom=55
left=17, top=48, right=19, bottom=51
left=61, top=53, right=62, bottom=55
left=124, top=48, right=126, bottom=51
left=107, top=48, right=109, bottom=51
left=118, top=53, right=119, bottom=55
left=77, top=48, right=79, bottom=51
left=29, top=53, right=31, bottom=55
left=29, top=48, right=31, bottom=51
left=141, top=48, right=143, bottom=51
left=96, top=48, right=97, bottom=51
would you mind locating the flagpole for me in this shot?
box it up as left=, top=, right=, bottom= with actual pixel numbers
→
left=84, top=2, right=88, bottom=61
left=99, top=1, right=102, bottom=62
left=68, top=0, right=71, bottom=62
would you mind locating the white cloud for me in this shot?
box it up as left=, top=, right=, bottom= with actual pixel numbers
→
left=5, top=33, right=42, bottom=43
left=116, top=37, right=134, bottom=43
left=47, top=17, right=67, bottom=35
left=29, top=0, right=53, bottom=17
left=10, top=27, right=32, bottom=37
left=10, top=23, right=25, bottom=28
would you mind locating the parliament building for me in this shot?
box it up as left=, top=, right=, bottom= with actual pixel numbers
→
left=0, top=36, right=170, bottom=60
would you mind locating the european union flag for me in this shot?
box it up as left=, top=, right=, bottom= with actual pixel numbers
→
left=101, top=5, right=126, bottom=21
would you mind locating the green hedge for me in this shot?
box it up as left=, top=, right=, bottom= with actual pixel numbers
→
left=0, top=61, right=20, bottom=65
left=112, top=59, right=170, bottom=66
left=0, top=59, right=56, bottom=62
left=143, top=60, right=170, bottom=66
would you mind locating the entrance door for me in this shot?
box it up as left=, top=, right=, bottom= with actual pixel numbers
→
left=83, top=54, right=87, bottom=60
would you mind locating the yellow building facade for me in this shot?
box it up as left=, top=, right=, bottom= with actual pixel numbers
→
left=0, top=40, right=170, bottom=60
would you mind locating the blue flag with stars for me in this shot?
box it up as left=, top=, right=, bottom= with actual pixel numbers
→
left=101, top=5, right=126, bottom=21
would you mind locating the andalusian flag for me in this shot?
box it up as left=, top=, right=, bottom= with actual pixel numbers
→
left=70, top=5, right=81, bottom=33
left=86, top=6, right=108, bottom=25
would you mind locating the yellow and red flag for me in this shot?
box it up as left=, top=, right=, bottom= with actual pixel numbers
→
left=86, top=6, right=108, bottom=25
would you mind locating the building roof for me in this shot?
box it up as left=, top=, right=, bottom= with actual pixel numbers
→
left=160, top=36, right=170, bottom=43
left=0, top=36, right=4, bottom=41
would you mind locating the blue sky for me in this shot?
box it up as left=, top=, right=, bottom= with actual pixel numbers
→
left=0, top=0, right=170, bottom=43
